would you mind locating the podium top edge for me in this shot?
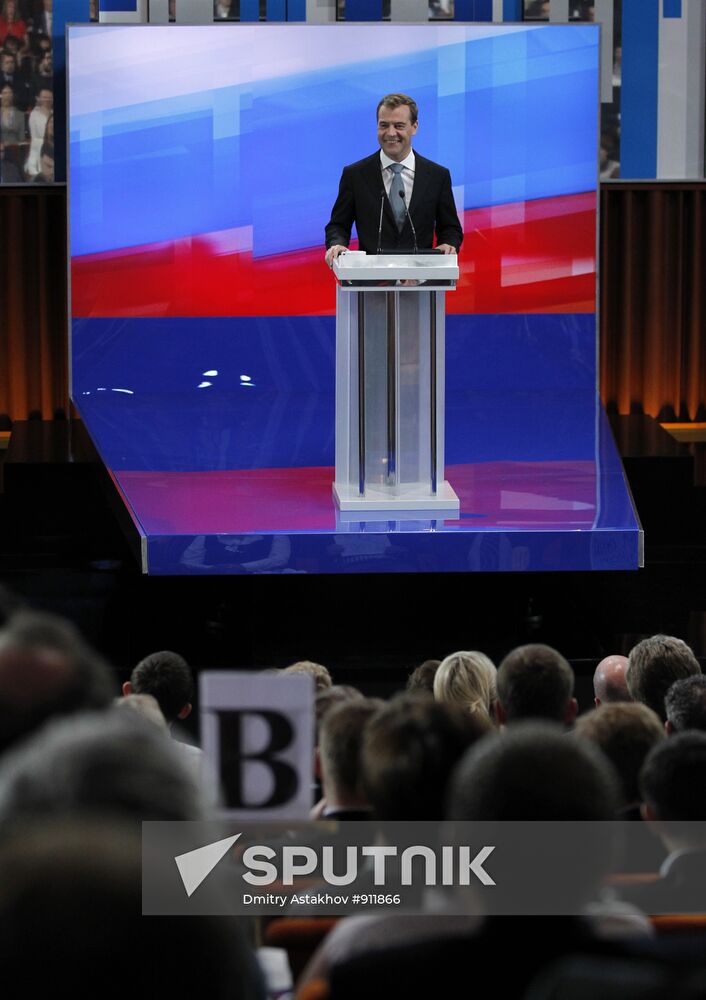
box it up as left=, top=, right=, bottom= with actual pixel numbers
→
left=333, top=254, right=459, bottom=281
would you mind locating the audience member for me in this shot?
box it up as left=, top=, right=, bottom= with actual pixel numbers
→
left=326, top=725, right=636, bottom=1000
left=311, top=685, right=365, bottom=810
left=0, top=81, right=25, bottom=145
left=575, top=703, right=665, bottom=814
left=0, top=136, right=20, bottom=179
left=593, top=654, right=631, bottom=706
left=0, top=820, right=265, bottom=999
left=0, top=1, right=26, bottom=48
left=450, top=721, right=619, bottom=822
left=282, top=659, right=332, bottom=691
left=360, top=694, right=490, bottom=821
left=24, top=80, right=49, bottom=175
left=124, top=649, right=194, bottom=725
left=406, top=658, right=440, bottom=695
left=0, top=610, right=115, bottom=756
left=619, top=733, right=706, bottom=912
left=114, top=692, right=169, bottom=734
left=627, top=635, right=701, bottom=722
left=433, top=650, right=497, bottom=725
left=0, top=707, right=209, bottom=822
left=495, top=643, right=577, bottom=725
left=664, top=674, right=706, bottom=734
left=317, top=699, right=381, bottom=820
left=31, top=136, right=51, bottom=180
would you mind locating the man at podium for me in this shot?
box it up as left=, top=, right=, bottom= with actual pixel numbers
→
left=324, top=93, right=463, bottom=267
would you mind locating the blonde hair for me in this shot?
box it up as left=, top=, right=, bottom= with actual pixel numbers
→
left=434, top=650, right=497, bottom=724
left=282, top=660, right=332, bottom=692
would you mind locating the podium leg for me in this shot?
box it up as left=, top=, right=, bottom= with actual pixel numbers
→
left=357, top=291, right=366, bottom=496
left=430, top=290, right=437, bottom=496
left=386, top=292, right=397, bottom=486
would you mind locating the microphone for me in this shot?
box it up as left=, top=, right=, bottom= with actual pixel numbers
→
left=376, top=190, right=385, bottom=254
left=398, top=190, right=418, bottom=254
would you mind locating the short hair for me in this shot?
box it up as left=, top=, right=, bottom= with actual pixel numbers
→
left=376, top=93, right=418, bottom=124
left=319, top=700, right=381, bottom=801
left=496, top=644, right=575, bottom=723
left=640, top=731, right=706, bottom=820
left=360, top=695, right=490, bottom=821
left=449, top=722, right=619, bottom=821
left=282, top=660, right=332, bottom=692
left=406, top=660, right=440, bottom=695
left=0, top=821, right=263, bottom=999
left=130, top=650, right=194, bottom=723
left=449, top=724, right=620, bottom=910
left=574, top=703, right=665, bottom=806
left=0, top=709, right=208, bottom=823
left=664, top=674, right=706, bottom=733
left=433, top=651, right=497, bottom=725
left=0, top=611, right=115, bottom=755
left=627, top=635, right=701, bottom=721
left=315, top=684, right=364, bottom=742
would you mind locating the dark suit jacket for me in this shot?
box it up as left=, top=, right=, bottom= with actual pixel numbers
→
left=325, top=151, right=463, bottom=254
left=619, top=850, right=706, bottom=914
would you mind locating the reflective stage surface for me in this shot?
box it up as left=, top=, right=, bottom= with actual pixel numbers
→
left=73, top=315, right=642, bottom=575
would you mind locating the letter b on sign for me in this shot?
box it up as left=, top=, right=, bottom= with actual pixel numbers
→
left=200, top=672, right=314, bottom=819
left=218, top=710, right=298, bottom=808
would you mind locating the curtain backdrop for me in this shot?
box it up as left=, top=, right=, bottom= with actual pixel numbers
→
left=1, top=183, right=704, bottom=426
left=0, top=188, right=69, bottom=427
left=600, top=182, right=705, bottom=422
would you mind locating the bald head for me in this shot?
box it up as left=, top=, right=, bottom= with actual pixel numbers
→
left=593, top=655, right=630, bottom=707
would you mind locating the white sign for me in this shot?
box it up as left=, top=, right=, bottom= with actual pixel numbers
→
left=200, top=672, right=314, bottom=821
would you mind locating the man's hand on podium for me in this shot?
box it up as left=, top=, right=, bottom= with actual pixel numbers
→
left=325, top=245, right=348, bottom=268
left=435, top=244, right=456, bottom=255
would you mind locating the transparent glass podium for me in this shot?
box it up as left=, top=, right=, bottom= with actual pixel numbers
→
left=331, top=252, right=460, bottom=514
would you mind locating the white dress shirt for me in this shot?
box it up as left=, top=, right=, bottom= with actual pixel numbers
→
left=380, top=148, right=415, bottom=206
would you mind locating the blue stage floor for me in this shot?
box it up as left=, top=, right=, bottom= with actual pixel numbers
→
left=76, top=387, right=642, bottom=576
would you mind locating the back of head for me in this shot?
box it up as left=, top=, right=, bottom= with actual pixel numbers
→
left=315, top=684, right=364, bottom=743
left=449, top=724, right=620, bottom=909
left=433, top=650, right=497, bottom=725
left=496, top=644, right=575, bottom=724
left=640, top=730, right=706, bottom=821
left=319, top=699, right=382, bottom=802
left=0, top=611, right=115, bottom=756
left=130, top=650, right=194, bottom=724
left=593, top=654, right=631, bottom=705
left=627, top=635, right=701, bottom=721
left=449, top=722, right=619, bottom=821
left=0, top=820, right=263, bottom=999
left=406, top=659, right=440, bottom=695
left=665, top=674, right=706, bottom=733
left=361, top=694, right=490, bottom=821
left=0, top=708, right=208, bottom=823
left=282, top=660, right=332, bottom=692
left=574, top=702, right=665, bottom=807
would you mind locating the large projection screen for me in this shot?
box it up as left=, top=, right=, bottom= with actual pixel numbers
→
left=67, top=23, right=623, bottom=576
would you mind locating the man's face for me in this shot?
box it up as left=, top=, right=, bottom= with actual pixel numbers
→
left=377, top=103, right=418, bottom=162
left=2, top=55, right=15, bottom=75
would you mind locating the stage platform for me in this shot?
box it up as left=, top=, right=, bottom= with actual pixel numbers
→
left=73, top=361, right=642, bottom=576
